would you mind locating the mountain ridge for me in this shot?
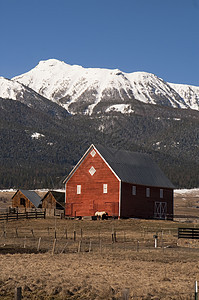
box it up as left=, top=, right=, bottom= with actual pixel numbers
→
left=0, top=76, right=69, bottom=119
left=11, top=59, right=199, bottom=115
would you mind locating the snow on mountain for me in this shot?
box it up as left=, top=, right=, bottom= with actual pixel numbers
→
left=0, top=75, right=69, bottom=119
left=105, top=104, right=134, bottom=114
left=12, top=59, right=199, bottom=115
left=0, top=76, right=26, bottom=100
left=31, top=132, right=45, bottom=139
left=168, top=82, right=199, bottom=111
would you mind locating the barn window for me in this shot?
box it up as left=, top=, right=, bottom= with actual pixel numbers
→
left=90, top=149, right=96, bottom=157
left=132, top=186, right=136, bottom=196
left=89, top=166, right=96, bottom=176
left=160, top=189, right=163, bottom=199
left=146, top=188, right=150, bottom=198
left=77, top=185, right=81, bottom=194
left=20, top=198, right=25, bottom=206
left=103, top=184, right=108, bottom=194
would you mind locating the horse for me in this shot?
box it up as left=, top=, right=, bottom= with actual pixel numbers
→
left=95, top=211, right=108, bottom=220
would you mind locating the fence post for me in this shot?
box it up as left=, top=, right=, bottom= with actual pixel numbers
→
left=111, top=232, right=114, bottom=244
left=122, top=288, right=129, bottom=300
left=61, top=242, right=68, bottom=254
left=65, top=228, right=67, bottom=239
left=195, top=281, right=198, bottom=300
left=52, top=238, right=56, bottom=255
left=15, top=287, right=22, bottom=300
left=24, top=236, right=26, bottom=248
left=37, top=237, right=41, bottom=252
left=78, top=240, right=81, bottom=253
left=136, top=240, right=139, bottom=252
left=114, top=230, right=117, bottom=243
left=89, top=239, right=92, bottom=253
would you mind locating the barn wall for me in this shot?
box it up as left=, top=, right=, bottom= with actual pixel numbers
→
left=12, top=191, right=35, bottom=210
left=65, top=148, right=120, bottom=217
left=121, top=182, right=173, bottom=219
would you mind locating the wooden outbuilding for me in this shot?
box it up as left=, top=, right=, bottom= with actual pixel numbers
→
left=12, top=189, right=41, bottom=211
left=41, top=191, right=65, bottom=210
left=64, top=144, right=174, bottom=219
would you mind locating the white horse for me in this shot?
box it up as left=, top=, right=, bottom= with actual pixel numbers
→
left=95, top=211, right=108, bottom=220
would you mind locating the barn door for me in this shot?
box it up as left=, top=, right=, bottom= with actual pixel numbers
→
left=154, top=202, right=167, bottom=219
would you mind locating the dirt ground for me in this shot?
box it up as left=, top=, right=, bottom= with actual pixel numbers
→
left=0, top=189, right=199, bottom=299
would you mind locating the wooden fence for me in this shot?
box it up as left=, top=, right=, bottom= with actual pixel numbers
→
left=178, top=228, right=199, bottom=239
left=0, top=211, right=46, bottom=222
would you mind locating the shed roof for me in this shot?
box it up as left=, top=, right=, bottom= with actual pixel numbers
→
left=42, top=191, right=65, bottom=206
left=12, top=190, right=41, bottom=208
left=95, top=144, right=175, bottom=188
left=50, top=191, right=65, bottom=204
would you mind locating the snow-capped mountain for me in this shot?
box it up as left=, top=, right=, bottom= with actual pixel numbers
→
left=1, top=59, right=195, bottom=115
left=168, top=82, right=199, bottom=111
left=0, top=76, right=69, bottom=119
left=0, top=76, right=28, bottom=101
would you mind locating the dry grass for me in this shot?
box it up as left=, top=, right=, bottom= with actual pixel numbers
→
left=174, top=189, right=199, bottom=218
left=0, top=218, right=199, bottom=299
left=1, top=249, right=199, bottom=300
left=0, top=189, right=199, bottom=299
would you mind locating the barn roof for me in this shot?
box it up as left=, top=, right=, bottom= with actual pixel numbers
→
left=12, top=190, right=41, bottom=207
left=95, top=144, right=175, bottom=189
left=64, top=144, right=174, bottom=189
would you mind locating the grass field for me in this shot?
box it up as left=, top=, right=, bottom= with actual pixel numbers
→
left=0, top=189, right=199, bottom=299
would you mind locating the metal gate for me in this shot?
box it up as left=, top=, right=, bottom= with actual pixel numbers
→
left=154, top=202, right=167, bottom=219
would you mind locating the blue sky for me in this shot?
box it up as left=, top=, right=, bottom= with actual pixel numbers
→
left=0, top=0, right=199, bottom=85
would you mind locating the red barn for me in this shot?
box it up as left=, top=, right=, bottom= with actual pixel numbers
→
left=64, top=144, right=174, bottom=219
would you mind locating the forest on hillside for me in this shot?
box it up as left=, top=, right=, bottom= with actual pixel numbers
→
left=0, top=98, right=198, bottom=189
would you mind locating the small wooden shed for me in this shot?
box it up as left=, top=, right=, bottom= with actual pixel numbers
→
left=41, top=191, right=65, bottom=209
left=12, top=189, right=41, bottom=211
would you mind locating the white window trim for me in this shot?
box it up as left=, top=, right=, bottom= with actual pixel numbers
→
left=77, top=185, right=81, bottom=194
left=146, top=187, right=150, bottom=198
left=132, top=185, right=136, bottom=196
left=103, top=184, right=108, bottom=194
